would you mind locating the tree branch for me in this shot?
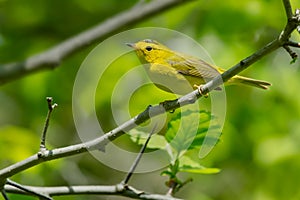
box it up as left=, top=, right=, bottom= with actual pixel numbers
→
left=1, top=189, right=9, bottom=200
left=6, top=179, right=52, bottom=200
left=201, top=0, right=300, bottom=94
left=283, top=45, right=298, bottom=61
left=1, top=0, right=299, bottom=199
left=122, top=124, right=158, bottom=185
left=0, top=100, right=186, bottom=180
left=0, top=0, right=192, bottom=85
left=0, top=0, right=299, bottom=186
left=282, top=0, right=293, bottom=19
left=4, top=184, right=182, bottom=200
left=39, top=97, right=58, bottom=152
left=279, top=5, right=300, bottom=44
left=285, top=40, right=300, bottom=47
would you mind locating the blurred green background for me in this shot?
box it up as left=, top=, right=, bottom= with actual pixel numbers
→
left=1, top=0, right=300, bottom=199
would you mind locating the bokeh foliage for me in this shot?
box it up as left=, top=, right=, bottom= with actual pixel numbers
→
left=0, top=0, right=300, bottom=200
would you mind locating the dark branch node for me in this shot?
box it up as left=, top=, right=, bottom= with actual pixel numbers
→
left=124, top=185, right=145, bottom=196
left=46, top=97, right=58, bottom=111
left=283, top=45, right=298, bottom=62
left=134, top=105, right=152, bottom=125
left=37, top=149, right=54, bottom=158
left=37, top=151, right=44, bottom=158
left=46, top=97, right=53, bottom=110
left=160, top=99, right=180, bottom=112
left=240, top=60, right=245, bottom=66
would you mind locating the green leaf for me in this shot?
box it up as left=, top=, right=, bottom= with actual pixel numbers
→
left=180, top=165, right=220, bottom=174
left=179, top=156, right=220, bottom=174
left=165, top=110, right=200, bottom=152
left=129, top=128, right=168, bottom=149
left=165, top=109, right=221, bottom=153
left=161, top=170, right=174, bottom=177
left=290, top=57, right=298, bottom=64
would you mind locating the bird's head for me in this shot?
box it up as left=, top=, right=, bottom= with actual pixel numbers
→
left=126, top=39, right=173, bottom=64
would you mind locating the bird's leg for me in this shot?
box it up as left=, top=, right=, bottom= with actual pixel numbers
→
left=194, top=84, right=209, bottom=98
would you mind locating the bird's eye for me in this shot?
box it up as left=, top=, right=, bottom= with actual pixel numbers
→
left=145, top=46, right=153, bottom=51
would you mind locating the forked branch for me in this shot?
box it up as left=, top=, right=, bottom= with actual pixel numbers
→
left=0, top=0, right=299, bottom=199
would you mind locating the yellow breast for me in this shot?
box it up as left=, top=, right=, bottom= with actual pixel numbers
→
left=144, top=63, right=206, bottom=95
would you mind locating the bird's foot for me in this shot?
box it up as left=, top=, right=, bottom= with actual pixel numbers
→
left=194, top=84, right=209, bottom=98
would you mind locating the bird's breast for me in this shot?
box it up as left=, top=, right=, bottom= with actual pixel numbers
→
left=143, top=63, right=205, bottom=95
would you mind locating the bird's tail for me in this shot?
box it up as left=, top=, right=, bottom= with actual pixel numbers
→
left=231, top=75, right=271, bottom=90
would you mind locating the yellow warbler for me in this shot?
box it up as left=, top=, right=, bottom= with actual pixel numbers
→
left=127, top=39, right=271, bottom=95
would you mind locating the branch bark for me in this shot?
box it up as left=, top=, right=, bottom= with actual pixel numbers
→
left=0, top=0, right=192, bottom=85
left=0, top=0, right=299, bottom=187
left=282, top=0, right=293, bottom=19
left=4, top=184, right=182, bottom=200
left=201, top=0, right=300, bottom=94
left=1, top=0, right=299, bottom=199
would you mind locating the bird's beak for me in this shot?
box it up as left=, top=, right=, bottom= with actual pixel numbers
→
left=126, top=42, right=136, bottom=49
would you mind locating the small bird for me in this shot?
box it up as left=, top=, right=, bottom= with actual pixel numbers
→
left=127, top=39, right=271, bottom=95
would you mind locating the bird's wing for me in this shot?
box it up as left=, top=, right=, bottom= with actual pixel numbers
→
left=166, top=54, right=220, bottom=81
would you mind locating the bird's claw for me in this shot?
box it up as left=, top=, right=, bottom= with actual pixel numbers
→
left=194, top=84, right=209, bottom=98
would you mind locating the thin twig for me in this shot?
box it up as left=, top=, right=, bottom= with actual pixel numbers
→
left=4, top=184, right=183, bottom=200
left=199, top=39, right=280, bottom=95
left=297, top=8, right=300, bottom=33
left=283, top=45, right=298, bottom=61
left=279, top=5, right=300, bottom=45
left=39, top=97, right=58, bottom=152
left=1, top=189, right=9, bottom=200
left=1, top=1, right=300, bottom=199
left=0, top=0, right=192, bottom=85
left=166, top=180, right=178, bottom=196
left=122, top=123, right=158, bottom=185
left=0, top=18, right=297, bottom=183
left=174, top=178, right=192, bottom=195
left=282, top=0, right=293, bottom=19
left=0, top=13, right=298, bottom=181
left=6, top=179, right=52, bottom=200
left=286, top=40, right=300, bottom=47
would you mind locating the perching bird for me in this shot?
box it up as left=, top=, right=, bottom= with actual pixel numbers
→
left=127, top=39, right=271, bottom=95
